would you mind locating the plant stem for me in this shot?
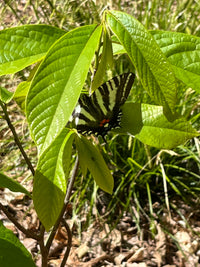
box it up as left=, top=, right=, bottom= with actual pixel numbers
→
left=144, top=144, right=153, bottom=169
left=65, top=156, right=79, bottom=203
left=1, top=103, right=35, bottom=176
left=0, top=202, right=40, bottom=240
left=60, top=219, right=72, bottom=267
left=38, top=225, right=48, bottom=267
left=45, top=156, right=79, bottom=251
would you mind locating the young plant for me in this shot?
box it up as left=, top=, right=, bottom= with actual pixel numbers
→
left=0, top=10, right=199, bottom=266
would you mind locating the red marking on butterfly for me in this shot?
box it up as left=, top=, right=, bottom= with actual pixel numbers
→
left=99, top=118, right=110, bottom=127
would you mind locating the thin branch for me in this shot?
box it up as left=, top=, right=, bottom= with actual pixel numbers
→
left=1, top=103, right=35, bottom=176
left=38, top=225, right=48, bottom=267
left=0, top=202, right=40, bottom=240
left=65, top=156, right=79, bottom=203
left=45, top=156, right=79, bottom=251
left=60, top=219, right=72, bottom=267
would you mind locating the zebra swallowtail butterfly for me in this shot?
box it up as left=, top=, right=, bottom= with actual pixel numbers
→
left=72, top=72, right=135, bottom=138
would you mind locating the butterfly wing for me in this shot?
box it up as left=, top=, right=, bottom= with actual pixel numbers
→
left=73, top=72, right=135, bottom=136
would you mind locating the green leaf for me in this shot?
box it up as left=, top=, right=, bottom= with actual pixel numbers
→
left=62, top=130, right=75, bottom=178
left=113, top=31, right=200, bottom=94
left=0, top=25, right=65, bottom=76
left=0, top=173, right=31, bottom=197
left=91, top=27, right=113, bottom=92
left=14, top=63, right=40, bottom=111
left=75, top=135, right=114, bottom=194
left=112, top=42, right=125, bottom=55
left=151, top=30, right=200, bottom=93
left=26, top=24, right=102, bottom=155
left=106, top=11, right=177, bottom=115
left=113, top=102, right=143, bottom=135
left=14, top=81, right=30, bottom=111
left=111, top=35, right=126, bottom=55
left=0, top=221, right=36, bottom=267
left=135, top=104, right=199, bottom=149
left=33, top=129, right=74, bottom=231
left=0, top=87, right=14, bottom=103
left=114, top=102, right=198, bottom=148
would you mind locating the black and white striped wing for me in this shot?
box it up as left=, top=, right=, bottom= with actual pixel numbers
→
left=72, top=72, right=135, bottom=137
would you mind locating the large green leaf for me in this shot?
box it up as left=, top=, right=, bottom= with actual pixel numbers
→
left=113, top=30, right=200, bottom=94
left=0, top=25, right=65, bottom=76
left=106, top=11, right=177, bottom=116
left=136, top=104, right=199, bottom=148
left=151, top=30, right=200, bottom=93
left=26, top=24, right=102, bottom=155
left=75, top=135, right=114, bottom=194
left=0, top=173, right=31, bottom=197
left=0, top=221, right=36, bottom=267
left=33, top=129, right=74, bottom=231
left=117, top=103, right=198, bottom=149
left=114, top=102, right=199, bottom=149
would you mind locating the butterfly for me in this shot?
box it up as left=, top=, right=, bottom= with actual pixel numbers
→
left=72, top=72, right=135, bottom=138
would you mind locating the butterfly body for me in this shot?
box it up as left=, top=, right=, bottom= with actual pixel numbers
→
left=72, top=72, right=135, bottom=137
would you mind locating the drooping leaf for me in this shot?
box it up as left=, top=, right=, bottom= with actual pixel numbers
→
left=0, top=221, right=36, bottom=267
left=0, top=173, right=31, bottom=197
left=151, top=30, right=200, bottom=93
left=0, top=25, right=65, bottom=75
left=26, top=24, right=102, bottom=155
left=75, top=134, right=114, bottom=194
left=33, top=129, right=74, bottom=231
left=106, top=11, right=177, bottom=117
